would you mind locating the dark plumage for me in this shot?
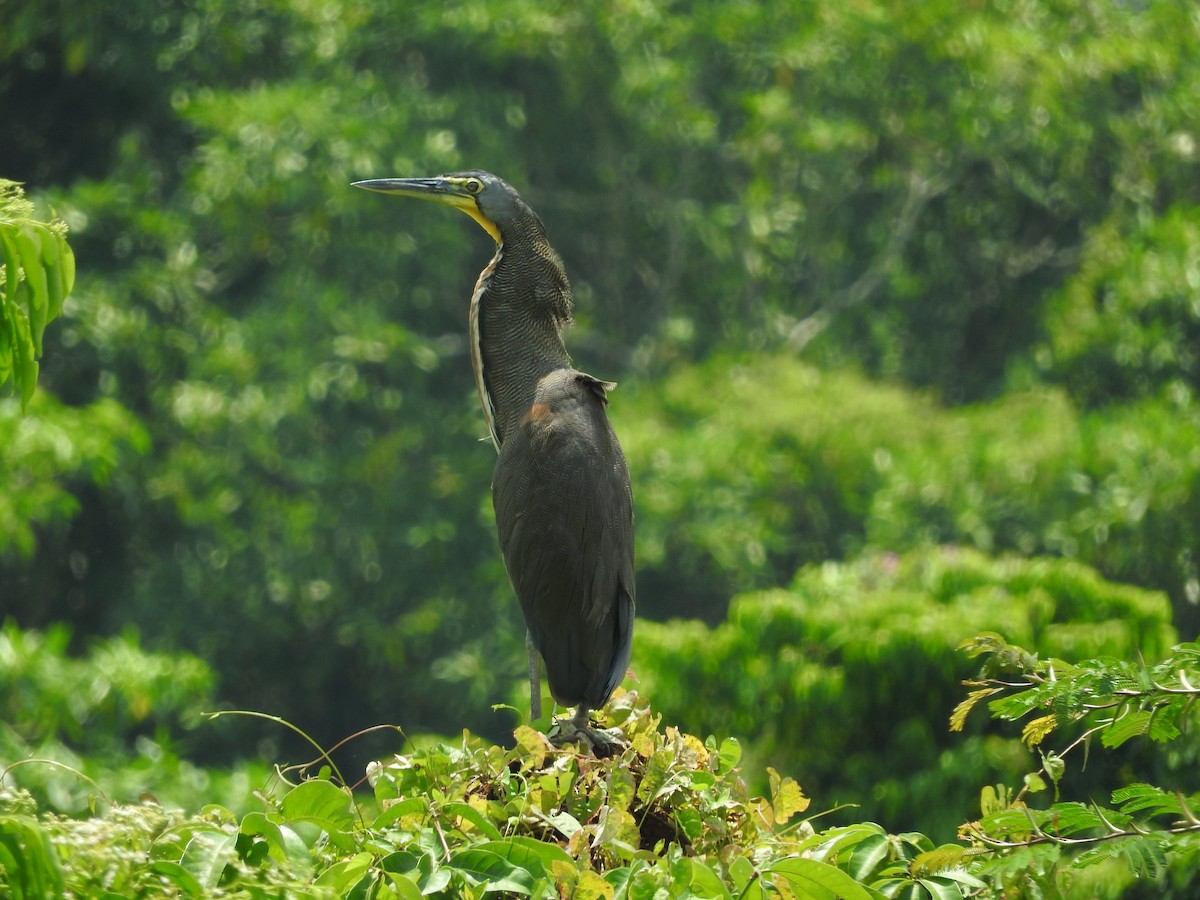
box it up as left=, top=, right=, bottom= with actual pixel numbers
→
left=493, top=369, right=635, bottom=711
left=353, top=171, right=635, bottom=751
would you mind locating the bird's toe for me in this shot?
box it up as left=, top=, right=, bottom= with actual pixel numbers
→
left=548, top=717, right=626, bottom=759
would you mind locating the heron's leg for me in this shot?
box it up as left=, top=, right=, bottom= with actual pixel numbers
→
left=571, top=703, right=590, bottom=732
left=526, top=631, right=542, bottom=720
left=548, top=703, right=626, bottom=758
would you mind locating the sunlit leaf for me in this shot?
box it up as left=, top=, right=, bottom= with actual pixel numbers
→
left=768, top=857, right=874, bottom=900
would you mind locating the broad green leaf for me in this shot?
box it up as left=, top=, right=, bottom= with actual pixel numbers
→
left=179, top=829, right=238, bottom=889
left=14, top=227, right=46, bottom=355
left=314, top=852, right=374, bottom=891
left=674, top=806, right=703, bottom=842
left=728, top=856, right=766, bottom=900
left=438, top=800, right=502, bottom=840
left=768, top=857, right=874, bottom=900
left=445, top=847, right=536, bottom=894
left=604, top=865, right=636, bottom=900
left=684, top=858, right=732, bottom=898
left=381, top=870, right=426, bottom=900
left=239, top=811, right=290, bottom=864
left=1023, top=773, right=1047, bottom=794
left=531, top=806, right=582, bottom=838
left=712, top=736, right=741, bottom=776
left=280, top=779, right=356, bottom=835
left=467, top=838, right=570, bottom=881
left=492, top=835, right=575, bottom=872
left=917, top=878, right=965, bottom=900
left=1042, top=752, right=1065, bottom=786
left=847, top=832, right=891, bottom=880
left=373, top=796, right=428, bottom=830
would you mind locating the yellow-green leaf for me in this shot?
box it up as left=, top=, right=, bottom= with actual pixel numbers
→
left=767, top=767, right=809, bottom=826
left=1021, top=714, right=1058, bottom=748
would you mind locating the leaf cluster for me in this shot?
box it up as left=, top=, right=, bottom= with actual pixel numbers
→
left=0, top=179, right=74, bottom=408
left=636, top=546, right=1175, bottom=839
left=0, top=692, right=986, bottom=899
left=956, top=635, right=1199, bottom=751
left=0, top=621, right=267, bottom=817
left=953, top=634, right=1200, bottom=895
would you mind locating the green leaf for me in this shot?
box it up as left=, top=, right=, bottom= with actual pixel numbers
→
left=531, top=806, right=583, bottom=838
left=381, top=870, right=426, bottom=900
left=373, top=796, right=428, bottom=830
left=684, top=858, right=732, bottom=898
left=14, top=226, right=46, bottom=355
left=467, top=838, right=571, bottom=881
left=1111, top=783, right=1181, bottom=818
left=674, top=806, right=703, bottom=842
left=280, top=779, right=356, bottom=834
left=847, top=832, right=891, bottom=880
left=1101, top=710, right=1152, bottom=748
left=768, top=857, right=874, bottom=900
left=178, top=829, right=238, bottom=889
left=716, top=737, right=742, bottom=775
left=237, top=813, right=309, bottom=870
left=279, top=780, right=357, bottom=851
left=1041, top=751, right=1065, bottom=787
left=438, top=800, right=502, bottom=840
left=445, top=847, right=536, bottom=894
left=314, top=852, right=374, bottom=891
left=918, top=877, right=966, bottom=900
left=605, top=865, right=636, bottom=900
left=1023, top=773, right=1047, bottom=794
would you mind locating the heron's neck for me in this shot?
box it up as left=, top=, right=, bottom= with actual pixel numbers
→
left=470, top=241, right=572, bottom=448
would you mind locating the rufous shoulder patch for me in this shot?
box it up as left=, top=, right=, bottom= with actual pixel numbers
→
left=521, top=402, right=553, bottom=426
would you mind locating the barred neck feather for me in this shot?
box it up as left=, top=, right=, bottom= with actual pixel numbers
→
left=469, top=233, right=573, bottom=449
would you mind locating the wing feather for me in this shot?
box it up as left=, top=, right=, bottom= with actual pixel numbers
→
left=492, top=370, right=635, bottom=709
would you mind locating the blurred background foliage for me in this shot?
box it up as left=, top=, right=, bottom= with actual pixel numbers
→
left=2, top=0, right=1199, bottom=841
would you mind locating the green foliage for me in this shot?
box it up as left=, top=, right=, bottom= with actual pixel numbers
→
left=4, top=637, right=1197, bottom=898
left=1042, top=207, right=1200, bottom=407
left=0, top=180, right=74, bottom=409
left=0, top=622, right=267, bottom=816
left=0, top=393, right=148, bottom=559
left=954, top=634, right=1200, bottom=898
left=1, top=693, right=983, bottom=899
left=624, top=354, right=1200, bottom=633
left=634, top=547, right=1176, bottom=839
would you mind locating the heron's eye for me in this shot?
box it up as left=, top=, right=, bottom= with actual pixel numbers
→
left=465, top=177, right=484, bottom=194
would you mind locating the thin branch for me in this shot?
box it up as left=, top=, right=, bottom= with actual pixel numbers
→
left=969, top=817, right=1200, bottom=850
left=786, top=169, right=953, bottom=352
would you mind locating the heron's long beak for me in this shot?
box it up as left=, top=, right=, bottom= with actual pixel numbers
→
left=353, top=177, right=501, bottom=245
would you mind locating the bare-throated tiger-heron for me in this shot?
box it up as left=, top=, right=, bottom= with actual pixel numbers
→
left=353, top=171, right=635, bottom=754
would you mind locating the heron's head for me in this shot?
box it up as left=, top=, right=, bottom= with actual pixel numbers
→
left=352, top=170, right=541, bottom=246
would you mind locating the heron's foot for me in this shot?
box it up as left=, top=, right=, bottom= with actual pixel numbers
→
left=548, top=716, right=626, bottom=759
